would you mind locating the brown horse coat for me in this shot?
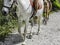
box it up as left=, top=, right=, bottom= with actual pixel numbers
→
left=30, top=0, right=42, bottom=10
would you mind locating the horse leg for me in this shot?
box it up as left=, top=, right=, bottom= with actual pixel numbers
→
left=44, top=11, right=49, bottom=25
left=47, top=6, right=50, bottom=20
left=21, top=21, right=26, bottom=45
left=18, top=19, right=22, bottom=35
left=18, top=16, right=26, bottom=45
left=43, top=13, right=47, bottom=25
left=44, top=6, right=49, bottom=24
left=36, top=16, right=40, bottom=35
left=31, top=16, right=40, bottom=35
left=23, top=20, right=27, bottom=40
left=22, top=19, right=28, bottom=45
left=47, top=1, right=52, bottom=20
left=28, top=18, right=34, bottom=39
left=47, top=11, right=50, bottom=20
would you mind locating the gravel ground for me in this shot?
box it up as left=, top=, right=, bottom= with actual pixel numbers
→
left=0, top=11, right=60, bottom=45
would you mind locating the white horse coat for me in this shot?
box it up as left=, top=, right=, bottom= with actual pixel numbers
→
left=16, top=0, right=44, bottom=21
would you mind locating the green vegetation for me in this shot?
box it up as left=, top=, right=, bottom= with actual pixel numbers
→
left=51, top=0, right=60, bottom=10
left=0, top=0, right=18, bottom=39
left=54, top=0, right=60, bottom=8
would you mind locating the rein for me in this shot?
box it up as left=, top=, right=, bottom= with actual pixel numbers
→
left=3, top=6, right=10, bottom=10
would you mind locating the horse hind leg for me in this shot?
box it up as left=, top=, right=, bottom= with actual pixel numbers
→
left=31, top=16, right=40, bottom=35
left=36, top=16, right=40, bottom=35
left=27, top=25, right=33, bottom=39
left=46, top=10, right=50, bottom=20
left=43, top=12, right=48, bottom=25
left=27, top=18, right=34, bottom=39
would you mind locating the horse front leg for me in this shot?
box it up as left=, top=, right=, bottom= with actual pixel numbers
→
left=18, top=19, right=22, bottom=35
left=18, top=18, right=26, bottom=45
left=23, top=21, right=27, bottom=40
left=22, top=20, right=28, bottom=45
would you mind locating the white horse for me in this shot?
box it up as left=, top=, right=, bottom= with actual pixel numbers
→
left=2, top=0, right=44, bottom=45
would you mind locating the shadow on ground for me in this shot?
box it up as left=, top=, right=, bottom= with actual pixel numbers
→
left=0, top=34, right=24, bottom=45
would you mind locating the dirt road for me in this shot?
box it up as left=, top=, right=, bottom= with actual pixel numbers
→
left=0, top=11, right=60, bottom=45
left=15, top=11, right=60, bottom=45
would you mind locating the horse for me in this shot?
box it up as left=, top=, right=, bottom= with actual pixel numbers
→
left=2, top=0, right=44, bottom=45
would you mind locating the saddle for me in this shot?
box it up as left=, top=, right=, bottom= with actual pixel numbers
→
left=30, top=0, right=42, bottom=10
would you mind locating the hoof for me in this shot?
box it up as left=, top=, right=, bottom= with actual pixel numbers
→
left=47, top=17, right=49, bottom=20
left=43, top=19, right=47, bottom=25
left=22, top=42, right=26, bottom=45
left=29, top=19, right=32, bottom=23
left=29, top=34, right=32, bottom=39
left=27, top=34, right=32, bottom=39
left=36, top=33, right=39, bottom=35
left=36, top=32, right=39, bottom=35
